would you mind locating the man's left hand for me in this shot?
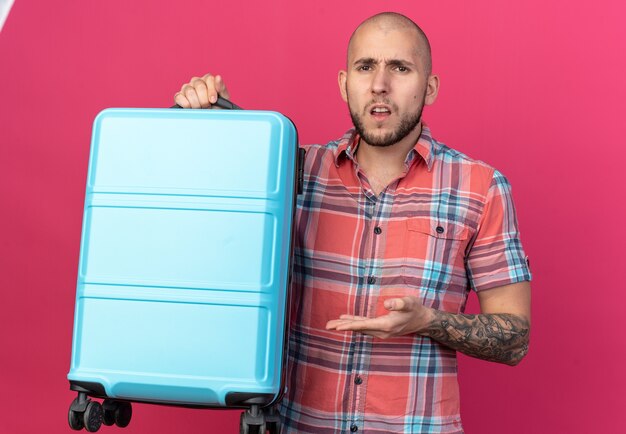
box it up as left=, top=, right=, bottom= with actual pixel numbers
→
left=325, top=296, right=434, bottom=339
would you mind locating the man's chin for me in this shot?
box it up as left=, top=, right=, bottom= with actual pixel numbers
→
left=359, top=131, right=397, bottom=147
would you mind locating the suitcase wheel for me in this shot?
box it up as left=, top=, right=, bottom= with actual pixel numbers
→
left=265, top=405, right=281, bottom=434
left=103, top=399, right=132, bottom=427
left=68, top=393, right=112, bottom=432
left=68, top=399, right=84, bottom=431
left=102, top=401, right=115, bottom=427
left=266, top=421, right=280, bottom=434
left=83, top=401, right=103, bottom=432
left=240, top=410, right=267, bottom=434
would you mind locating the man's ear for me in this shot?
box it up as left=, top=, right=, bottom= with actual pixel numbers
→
left=338, top=70, right=348, bottom=103
left=424, top=74, right=440, bottom=106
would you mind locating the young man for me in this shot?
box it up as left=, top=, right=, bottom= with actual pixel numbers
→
left=175, top=12, right=531, bottom=434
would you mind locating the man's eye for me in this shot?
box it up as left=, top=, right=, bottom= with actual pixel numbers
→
left=358, top=65, right=372, bottom=71
left=396, top=66, right=408, bottom=72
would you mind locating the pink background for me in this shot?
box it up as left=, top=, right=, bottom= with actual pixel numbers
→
left=1, top=1, right=625, bottom=433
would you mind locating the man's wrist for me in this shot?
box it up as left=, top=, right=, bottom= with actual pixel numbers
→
left=414, top=305, right=438, bottom=336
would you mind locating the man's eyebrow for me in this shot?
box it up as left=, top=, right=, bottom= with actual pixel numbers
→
left=353, top=57, right=378, bottom=66
left=353, top=57, right=417, bottom=67
left=386, top=58, right=417, bottom=68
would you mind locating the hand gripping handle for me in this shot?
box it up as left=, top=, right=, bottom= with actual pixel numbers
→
left=171, top=96, right=243, bottom=110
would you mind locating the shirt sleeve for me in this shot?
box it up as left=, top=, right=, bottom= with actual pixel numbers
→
left=466, top=169, right=532, bottom=292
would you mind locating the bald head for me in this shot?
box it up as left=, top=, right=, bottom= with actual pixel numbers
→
left=348, top=12, right=432, bottom=75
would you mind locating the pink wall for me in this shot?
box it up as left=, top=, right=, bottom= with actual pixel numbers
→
left=1, top=1, right=625, bottom=433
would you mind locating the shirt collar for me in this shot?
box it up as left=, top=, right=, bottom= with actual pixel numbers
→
left=333, top=123, right=436, bottom=171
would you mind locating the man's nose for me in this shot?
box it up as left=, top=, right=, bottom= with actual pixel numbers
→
left=371, top=68, right=389, bottom=94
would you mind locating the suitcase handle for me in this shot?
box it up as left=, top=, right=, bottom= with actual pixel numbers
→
left=170, top=96, right=243, bottom=110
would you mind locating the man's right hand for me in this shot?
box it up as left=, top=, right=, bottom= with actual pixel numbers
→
left=174, top=74, right=231, bottom=109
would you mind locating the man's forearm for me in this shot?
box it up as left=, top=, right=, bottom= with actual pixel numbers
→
left=423, top=310, right=530, bottom=366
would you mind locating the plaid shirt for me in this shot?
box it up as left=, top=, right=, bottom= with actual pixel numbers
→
left=278, top=125, right=531, bottom=433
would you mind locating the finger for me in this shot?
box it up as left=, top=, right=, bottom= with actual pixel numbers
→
left=384, top=297, right=415, bottom=312
left=326, top=318, right=367, bottom=330
left=202, top=74, right=220, bottom=105
left=335, top=318, right=386, bottom=332
left=326, top=319, right=348, bottom=330
left=214, top=75, right=231, bottom=100
left=339, top=315, right=368, bottom=321
left=181, top=84, right=202, bottom=109
left=174, top=92, right=191, bottom=108
left=384, top=298, right=405, bottom=311
left=190, top=76, right=211, bottom=108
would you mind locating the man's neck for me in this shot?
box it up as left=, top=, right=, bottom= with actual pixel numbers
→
left=355, top=123, right=422, bottom=173
left=354, top=123, right=422, bottom=196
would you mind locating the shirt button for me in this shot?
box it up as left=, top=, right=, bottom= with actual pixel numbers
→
left=354, top=375, right=363, bottom=385
left=374, top=226, right=382, bottom=234
left=350, top=424, right=358, bottom=432
left=436, top=226, right=445, bottom=234
left=367, top=276, right=376, bottom=284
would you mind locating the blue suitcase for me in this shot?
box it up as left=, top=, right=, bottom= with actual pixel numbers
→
left=67, top=106, right=301, bottom=433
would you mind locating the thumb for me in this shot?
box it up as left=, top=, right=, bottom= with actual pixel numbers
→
left=384, top=297, right=414, bottom=312
left=215, top=75, right=231, bottom=100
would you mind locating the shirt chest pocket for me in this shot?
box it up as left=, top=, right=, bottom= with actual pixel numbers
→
left=402, top=218, right=470, bottom=292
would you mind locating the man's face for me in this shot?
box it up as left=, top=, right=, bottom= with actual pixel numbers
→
left=339, top=24, right=437, bottom=147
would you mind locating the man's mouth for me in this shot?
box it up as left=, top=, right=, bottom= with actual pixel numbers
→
left=369, top=105, right=392, bottom=121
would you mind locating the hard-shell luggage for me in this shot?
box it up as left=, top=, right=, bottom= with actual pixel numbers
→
left=67, top=105, right=302, bottom=433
